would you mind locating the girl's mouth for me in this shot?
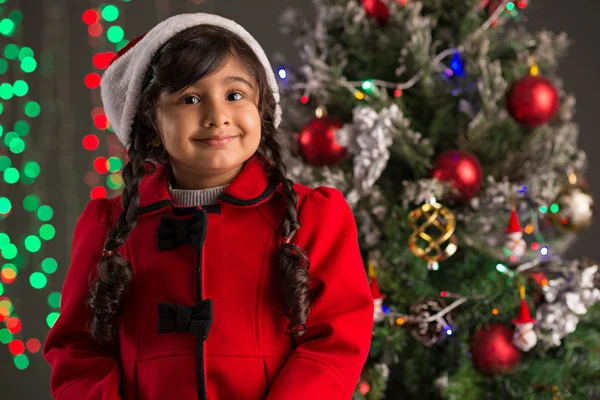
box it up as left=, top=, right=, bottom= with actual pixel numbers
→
left=194, top=136, right=238, bottom=147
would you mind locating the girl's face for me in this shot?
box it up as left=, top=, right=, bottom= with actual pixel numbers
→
left=155, top=55, right=262, bottom=189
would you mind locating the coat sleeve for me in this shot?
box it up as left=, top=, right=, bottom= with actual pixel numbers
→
left=43, top=198, right=123, bottom=400
left=266, top=187, right=374, bottom=400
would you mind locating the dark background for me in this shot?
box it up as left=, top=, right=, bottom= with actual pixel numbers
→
left=1, top=0, right=598, bottom=398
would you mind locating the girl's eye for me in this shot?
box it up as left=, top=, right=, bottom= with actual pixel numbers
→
left=182, top=95, right=200, bottom=105
left=227, top=91, right=244, bottom=101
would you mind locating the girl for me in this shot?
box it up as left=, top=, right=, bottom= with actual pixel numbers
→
left=43, top=13, right=373, bottom=400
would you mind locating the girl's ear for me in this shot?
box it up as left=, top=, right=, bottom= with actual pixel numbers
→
left=152, top=136, right=162, bottom=147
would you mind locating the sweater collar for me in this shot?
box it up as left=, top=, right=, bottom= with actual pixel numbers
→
left=137, top=152, right=279, bottom=216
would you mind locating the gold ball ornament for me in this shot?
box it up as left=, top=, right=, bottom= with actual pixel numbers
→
left=548, top=185, right=596, bottom=232
left=407, top=200, right=458, bottom=270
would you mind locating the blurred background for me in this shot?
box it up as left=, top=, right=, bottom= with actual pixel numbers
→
left=0, top=0, right=599, bottom=398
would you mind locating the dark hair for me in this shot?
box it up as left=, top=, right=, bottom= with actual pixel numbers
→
left=88, top=24, right=311, bottom=344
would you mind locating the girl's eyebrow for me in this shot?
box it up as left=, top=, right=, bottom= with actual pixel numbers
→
left=222, top=76, right=254, bottom=90
left=190, top=76, right=254, bottom=90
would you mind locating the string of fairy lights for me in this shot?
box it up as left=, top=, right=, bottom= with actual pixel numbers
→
left=0, top=0, right=133, bottom=371
left=0, top=0, right=60, bottom=371
left=82, top=3, right=130, bottom=199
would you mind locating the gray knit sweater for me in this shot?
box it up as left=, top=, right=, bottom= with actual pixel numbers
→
left=168, top=183, right=228, bottom=206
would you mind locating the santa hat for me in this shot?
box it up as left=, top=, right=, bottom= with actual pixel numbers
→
left=100, top=13, right=282, bottom=148
left=370, top=276, right=386, bottom=300
left=505, top=209, right=522, bottom=234
left=512, top=299, right=536, bottom=324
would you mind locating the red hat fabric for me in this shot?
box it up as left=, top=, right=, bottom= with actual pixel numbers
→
left=512, top=299, right=536, bottom=324
left=505, top=209, right=522, bottom=233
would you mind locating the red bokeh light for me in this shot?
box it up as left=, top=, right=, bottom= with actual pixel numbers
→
left=93, top=157, right=108, bottom=174
left=6, top=317, right=22, bottom=334
left=84, top=73, right=101, bottom=89
left=82, top=9, right=99, bottom=25
left=92, top=52, right=116, bottom=69
left=91, top=186, right=107, bottom=200
left=26, top=338, right=41, bottom=353
left=88, top=23, right=103, bottom=37
left=8, top=340, right=25, bottom=355
left=94, top=114, right=108, bottom=130
left=82, top=134, right=100, bottom=151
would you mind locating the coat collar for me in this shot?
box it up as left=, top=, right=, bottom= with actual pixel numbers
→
left=137, top=152, right=279, bottom=216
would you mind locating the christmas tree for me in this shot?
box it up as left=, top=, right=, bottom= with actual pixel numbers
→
left=274, top=0, right=600, bottom=398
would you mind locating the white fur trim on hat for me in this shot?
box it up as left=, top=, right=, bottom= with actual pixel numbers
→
left=100, top=13, right=282, bottom=148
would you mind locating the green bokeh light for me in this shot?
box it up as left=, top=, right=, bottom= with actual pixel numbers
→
left=14, top=120, right=29, bottom=135
left=0, top=156, right=9, bottom=171
left=107, top=26, right=124, bottom=43
left=21, top=173, right=35, bottom=185
left=30, top=271, right=47, bottom=288
left=0, top=233, right=9, bottom=248
left=41, top=258, right=58, bottom=274
left=9, top=10, right=23, bottom=25
left=37, top=205, right=53, bottom=221
left=21, top=56, right=36, bottom=73
left=24, top=101, right=40, bottom=117
left=24, top=235, right=42, bottom=252
left=102, top=5, right=119, bottom=22
left=0, top=282, right=3, bottom=296
left=39, top=224, right=55, bottom=240
left=17, top=46, right=33, bottom=60
left=14, top=354, right=29, bottom=370
left=4, top=131, right=18, bottom=146
left=107, top=157, right=123, bottom=172
left=0, top=82, right=13, bottom=100
left=23, top=195, right=40, bottom=212
left=46, top=312, right=59, bottom=328
left=1, top=242, right=17, bottom=259
left=0, top=197, right=11, bottom=214
left=0, top=329, right=12, bottom=344
left=4, top=167, right=19, bottom=184
left=0, top=58, right=8, bottom=74
left=9, top=137, right=25, bottom=154
left=12, top=80, right=28, bottom=96
left=48, top=292, right=61, bottom=308
left=4, top=44, right=19, bottom=59
left=0, top=18, right=15, bottom=36
left=24, top=161, right=40, bottom=178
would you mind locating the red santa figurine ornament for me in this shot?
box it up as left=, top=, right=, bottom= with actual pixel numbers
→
left=512, top=286, right=538, bottom=352
left=504, top=207, right=527, bottom=260
left=369, top=262, right=387, bottom=324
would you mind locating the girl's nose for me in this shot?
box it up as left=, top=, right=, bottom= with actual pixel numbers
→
left=202, top=99, right=231, bottom=128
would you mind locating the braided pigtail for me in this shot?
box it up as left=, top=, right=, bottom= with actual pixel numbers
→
left=262, top=135, right=311, bottom=338
left=87, top=129, right=149, bottom=344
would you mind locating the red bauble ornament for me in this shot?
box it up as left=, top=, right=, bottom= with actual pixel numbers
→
left=361, top=0, right=390, bottom=25
left=470, top=323, right=521, bottom=375
left=296, top=116, right=348, bottom=167
left=506, top=75, right=560, bottom=127
left=431, top=149, right=483, bottom=202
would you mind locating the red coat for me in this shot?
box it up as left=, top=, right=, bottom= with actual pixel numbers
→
left=43, top=153, right=374, bottom=400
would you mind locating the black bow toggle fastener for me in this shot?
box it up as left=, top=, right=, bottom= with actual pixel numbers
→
left=158, top=300, right=213, bottom=341
left=157, top=209, right=207, bottom=251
